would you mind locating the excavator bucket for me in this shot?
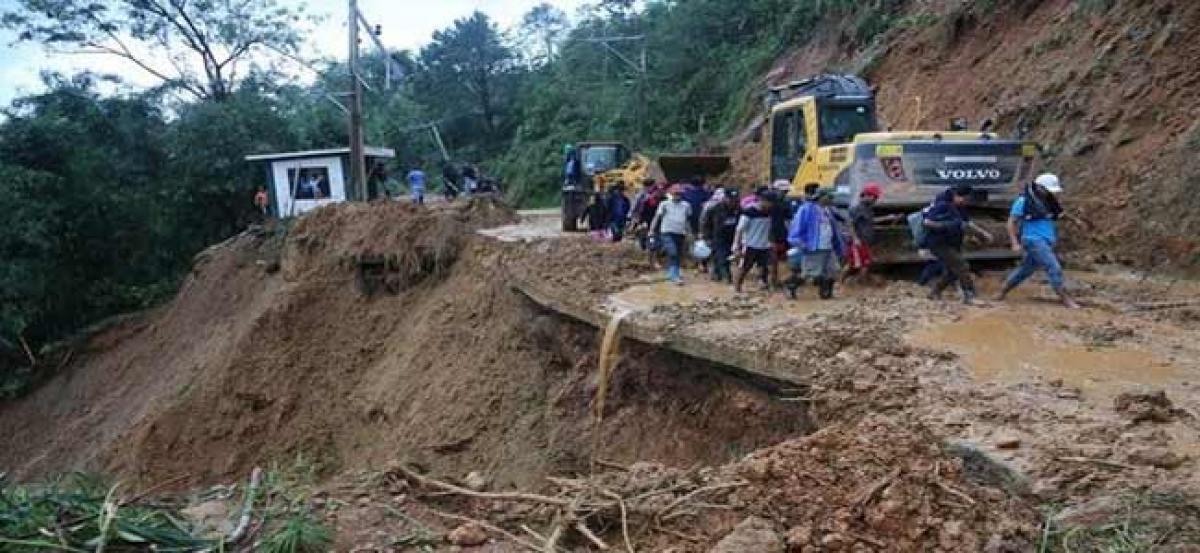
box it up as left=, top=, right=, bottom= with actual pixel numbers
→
left=656, top=154, right=732, bottom=184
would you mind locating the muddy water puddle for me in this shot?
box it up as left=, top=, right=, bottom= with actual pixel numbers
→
left=607, top=280, right=738, bottom=312
left=909, top=309, right=1186, bottom=404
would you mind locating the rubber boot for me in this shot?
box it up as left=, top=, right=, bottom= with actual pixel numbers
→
left=994, top=283, right=1014, bottom=302
left=784, top=275, right=802, bottom=300
left=818, top=278, right=834, bottom=300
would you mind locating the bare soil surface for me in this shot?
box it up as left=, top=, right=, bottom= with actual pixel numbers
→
left=4, top=203, right=1199, bottom=551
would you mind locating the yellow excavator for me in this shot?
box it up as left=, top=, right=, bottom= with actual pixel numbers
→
left=756, top=74, right=1039, bottom=263
left=561, top=141, right=729, bottom=232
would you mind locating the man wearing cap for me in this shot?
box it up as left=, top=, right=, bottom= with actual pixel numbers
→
left=995, top=173, right=1079, bottom=308
left=650, top=185, right=693, bottom=285
left=842, top=182, right=901, bottom=283
left=923, top=185, right=993, bottom=304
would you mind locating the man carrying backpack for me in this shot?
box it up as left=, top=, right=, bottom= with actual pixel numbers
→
left=995, top=173, right=1079, bottom=309
left=923, top=185, right=993, bottom=305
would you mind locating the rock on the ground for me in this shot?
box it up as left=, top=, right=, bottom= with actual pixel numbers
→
left=944, top=439, right=1029, bottom=494
left=1114, top=389, right=1177, bottom=424
left=1053, top=496, right=1124, bottom=527
left=447, top=522, right=489, bottom=546
left=463, top=470, right=489, bottom=491
left=1127, top=446, right=1187, bottom=469
left=710, top=516, right=784, bottom=553
left=994, top=435, right=1021, bottom=449
left=180, top=499, right=234, bottom=538
left=784, top=525, right=812, bottom=549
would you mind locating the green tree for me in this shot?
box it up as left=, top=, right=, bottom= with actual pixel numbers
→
left=163, top=78, right=301, bottom=251
left=515, top=3, right=569, bottom=66
left=1, top=0, right=313, bottom=101
left=0, top=74, right=171, bottom=346
left=414, top=11, right=520, bottom=156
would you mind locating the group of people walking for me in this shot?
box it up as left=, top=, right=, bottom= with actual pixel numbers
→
left=587, top=172, right=1076, bottom=308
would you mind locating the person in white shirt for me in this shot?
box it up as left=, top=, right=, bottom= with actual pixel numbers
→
left=649, top=185, right=693, bottom=284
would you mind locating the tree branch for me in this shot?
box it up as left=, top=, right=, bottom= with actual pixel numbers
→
left=79, top=38, right=208, bottom=100
left=76, top=7, right=209, bottom=100
left=167, top=0, right=224, bottom=94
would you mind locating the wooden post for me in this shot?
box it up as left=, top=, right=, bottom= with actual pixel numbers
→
left=347, top=0, right=367, bottom=201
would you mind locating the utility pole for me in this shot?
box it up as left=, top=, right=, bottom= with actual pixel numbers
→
left=578, top=35, right=647, bottom=148
left=347, top=0, right=367, bottom=201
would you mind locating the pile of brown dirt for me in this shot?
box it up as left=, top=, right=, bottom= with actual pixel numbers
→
left=511, top=237, right=656, bottom=297
left=723, top=416, right=1040, bottom=552
left=1113, top=389, right=1180, bottom=424
left=376, top=416, right=1039, bottom=552
left=0, top=199, right=805, bottom=493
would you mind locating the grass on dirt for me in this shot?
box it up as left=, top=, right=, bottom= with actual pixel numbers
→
left=0, top=473, right=213, bottom=552
left=256, top=454, right=333, bottom=553
left=1039, top=492, right=1200, bottom=552
left=0, top=454, right=334, bottom=553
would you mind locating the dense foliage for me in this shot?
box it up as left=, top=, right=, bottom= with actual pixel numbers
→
left=0, top=0, right=908, bottom=389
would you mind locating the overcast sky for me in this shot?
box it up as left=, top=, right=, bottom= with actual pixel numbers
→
left=0, top=0, right=589, bottom=105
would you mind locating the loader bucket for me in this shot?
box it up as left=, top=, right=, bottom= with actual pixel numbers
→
left=656, top=154, right=732, bottom=184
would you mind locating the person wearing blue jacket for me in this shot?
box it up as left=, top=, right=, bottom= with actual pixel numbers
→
left=923, top=185, right=993, bottom=305
left=681, top=176, right=712, bottom=234
left=787, top=188, right=845, bottom=299
left=606, top=184, right=631, bottom=242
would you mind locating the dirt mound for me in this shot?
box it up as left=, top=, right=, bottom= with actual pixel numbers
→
left=0, top=199, right=805, bottom=492
left=726, top=416, right=1039, bottom=552
left=1114, top=389, right=1180, bottom=424
left=378, top=416, right=1039, bottom=551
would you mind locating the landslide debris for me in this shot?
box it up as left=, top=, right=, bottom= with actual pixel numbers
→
left=0, top=199, right=806, bottom=500
left=1113, top=389, right=1182, bottom=424
left=383, top=416, right=1038, bottom=552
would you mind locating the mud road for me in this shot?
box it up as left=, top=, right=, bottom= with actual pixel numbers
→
left=489, top=210, right=1200, bottom=541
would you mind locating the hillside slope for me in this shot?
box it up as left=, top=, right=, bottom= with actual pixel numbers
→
left=743, top=0, right=1200, bottom=271
left=0, top=201, right=805, bottom=489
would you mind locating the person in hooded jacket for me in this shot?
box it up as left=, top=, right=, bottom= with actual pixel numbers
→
left=606, top=184, right=631, bottom=242
left=733, top=193, right=774, bottom=293
left=922, top=185, right=993, bottom=304
left=580, top=192, right=610, bottom=241
left=701, top=188, right=740, bottom=283
left=787, top=188, right=845, bottom=299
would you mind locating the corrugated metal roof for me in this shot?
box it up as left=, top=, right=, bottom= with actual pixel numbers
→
left=244, top=146, right=395, bottom=162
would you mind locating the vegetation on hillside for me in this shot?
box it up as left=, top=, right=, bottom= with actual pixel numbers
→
left=0, top=0, right=924, bottom=391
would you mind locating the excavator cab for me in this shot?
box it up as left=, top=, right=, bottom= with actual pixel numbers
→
left=579, top=142, right=631, bottom=177
left=562, top=141, right=631, bottom=232
left=761, top=74, right=1038, bottom=264
left=764, top=75, right=879, bottom=188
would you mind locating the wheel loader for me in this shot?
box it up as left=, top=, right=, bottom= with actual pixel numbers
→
left=560, top=141, right=729, bottom=232
left=758, top=74, right=1039, bottom=264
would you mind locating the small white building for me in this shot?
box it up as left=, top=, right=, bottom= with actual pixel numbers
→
left=245, top=147, right=396, bottom=217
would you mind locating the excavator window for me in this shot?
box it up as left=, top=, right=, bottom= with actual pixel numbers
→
left=582, top=146, right=620, bottom=175
left=818, top=103, right=876, bottom=146
left=770, top=109, right=806, bottom=182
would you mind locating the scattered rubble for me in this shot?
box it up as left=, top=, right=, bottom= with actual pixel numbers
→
left=711, top=516, right=784, bottom=553
left=1114, top=389, right=1180, bottom=424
